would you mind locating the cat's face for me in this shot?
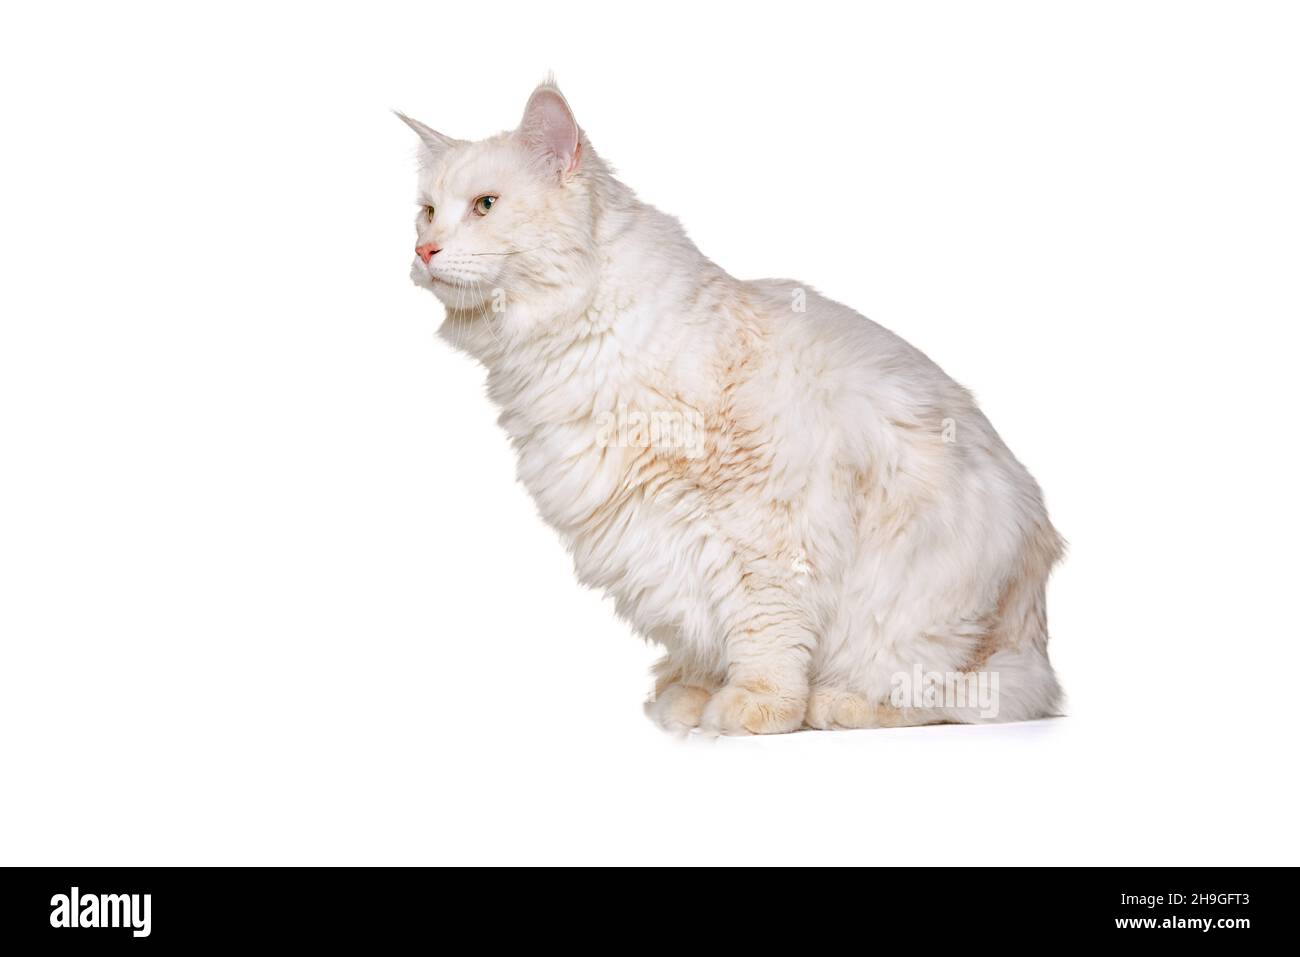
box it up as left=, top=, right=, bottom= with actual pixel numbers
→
left=401, top=84, right=590, bottom=319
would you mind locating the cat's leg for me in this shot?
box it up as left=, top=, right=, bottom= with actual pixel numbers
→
left=804, top=642, right=1061, bottom=729
left=699, top=583, right=813, bottom=735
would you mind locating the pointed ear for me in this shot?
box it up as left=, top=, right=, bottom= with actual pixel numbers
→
left=518, top=84, right=581, bottom=177
left=394, top=111, right=458, bottom=159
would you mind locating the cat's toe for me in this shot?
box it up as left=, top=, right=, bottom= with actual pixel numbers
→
left=645, top=683, right=711, bottom=733
left=700, top=684, right=805, bottom=735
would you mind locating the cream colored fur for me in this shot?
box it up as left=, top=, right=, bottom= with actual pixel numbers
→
left=402, top=81, right=1064, bottom=734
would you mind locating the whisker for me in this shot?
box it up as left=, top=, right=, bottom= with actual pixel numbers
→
left=468, top=245, right=550, bottom=257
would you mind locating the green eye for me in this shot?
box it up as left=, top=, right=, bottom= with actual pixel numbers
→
left=474, top=195, right=497, bottom=216
left=423, top=205, right=435, bottom=222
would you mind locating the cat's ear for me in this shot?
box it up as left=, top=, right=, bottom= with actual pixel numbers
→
left=394, top=111, right=458, bottom=159
left=518, top=83, right=581, bottom=178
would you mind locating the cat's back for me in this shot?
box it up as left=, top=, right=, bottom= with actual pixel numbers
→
left=736, top=276, right=1040, bottom=514
left=742, top=277, right=975, bottom=419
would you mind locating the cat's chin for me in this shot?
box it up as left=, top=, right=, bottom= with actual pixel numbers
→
left=428, top=282, right=494, bottom=312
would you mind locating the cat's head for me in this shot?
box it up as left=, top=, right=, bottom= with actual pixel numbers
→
left=399, top=80, right=598, bottom=328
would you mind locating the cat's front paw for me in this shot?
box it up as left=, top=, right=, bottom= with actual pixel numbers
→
left=700, top=683, right=805, bottom=735
left=645, top=683, right=712, bottom=733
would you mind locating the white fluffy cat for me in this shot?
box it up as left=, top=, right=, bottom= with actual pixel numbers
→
left=401, top=80, right=1064, bottom=734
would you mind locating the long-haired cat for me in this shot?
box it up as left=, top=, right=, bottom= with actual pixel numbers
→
left=400, top=79, right=1064, bottom=734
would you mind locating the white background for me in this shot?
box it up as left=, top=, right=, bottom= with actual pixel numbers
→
left=2, top=1, right=1297, bottom=866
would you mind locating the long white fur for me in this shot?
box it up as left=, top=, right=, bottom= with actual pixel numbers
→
left=403, top=81, right=1065, bottom=734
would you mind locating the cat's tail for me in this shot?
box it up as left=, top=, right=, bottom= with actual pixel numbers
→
left=943, top=517, right=1066, bottom=724
left=877, top=518, right=1066, bottom=728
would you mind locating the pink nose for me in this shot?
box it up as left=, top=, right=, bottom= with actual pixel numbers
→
left=416, top=242, right=439, bottom=264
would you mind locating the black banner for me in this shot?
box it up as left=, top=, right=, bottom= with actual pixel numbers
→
left=0, top=867, right=1284, bottom=947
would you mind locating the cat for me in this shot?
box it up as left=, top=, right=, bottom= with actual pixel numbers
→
left=399, top=79, right=1064, bottom=734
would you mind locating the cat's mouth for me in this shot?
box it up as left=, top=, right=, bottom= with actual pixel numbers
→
left=412, top=259, right=493, bottom=301
left=418, top=268, right=460, bottom=290
left=426, top=270, right=480, bottom=289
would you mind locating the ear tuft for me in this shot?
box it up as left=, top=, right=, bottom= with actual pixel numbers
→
left=519, top=83, right=581, bottom=177
left=394, top=111, right=457, bottom=159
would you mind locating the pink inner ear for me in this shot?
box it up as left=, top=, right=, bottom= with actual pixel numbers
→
left=521, top=89, right=580, bottom=173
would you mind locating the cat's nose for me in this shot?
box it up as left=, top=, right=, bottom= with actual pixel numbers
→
left=416, top=242, right=440, bottom=264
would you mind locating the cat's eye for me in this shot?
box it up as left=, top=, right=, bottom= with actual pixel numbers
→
left=422, top=205, right=435, bottom=223
left=473, top=195, right=498, bottom=216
